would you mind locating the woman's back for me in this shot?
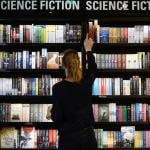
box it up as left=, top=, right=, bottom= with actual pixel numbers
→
left=52, top=78, right=94, bottom=135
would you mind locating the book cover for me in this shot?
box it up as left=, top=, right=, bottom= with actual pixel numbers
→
left=20, top=127, right=36, bottom=148
left=47, top=52, right=59, bottom=69
left=99, top=104, right=109, bottom=122
left=121, top=126, right=135, bottom=148
left=0, top=127, right=18, bottom=148
left=10, top=104, right=22, bottom=122
left=100, top=27, right=109, bottom=43
left=43, top=104, right=53, bottom=122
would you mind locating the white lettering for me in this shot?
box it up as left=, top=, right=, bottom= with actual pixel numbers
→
left=86, top=1, right=92, bottom=10
left=1, top=0, right=7, bottom=10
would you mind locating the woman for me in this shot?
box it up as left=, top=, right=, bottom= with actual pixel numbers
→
left=51, top=34, right=97, bottom=150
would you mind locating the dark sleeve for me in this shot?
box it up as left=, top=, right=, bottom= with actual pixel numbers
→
left=82, top=51, right=97, bottom=86
left=51, top=85, right=63, bottom=123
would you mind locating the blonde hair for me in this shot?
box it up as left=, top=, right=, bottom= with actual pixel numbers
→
left=62, top=49, right=82, bottom=83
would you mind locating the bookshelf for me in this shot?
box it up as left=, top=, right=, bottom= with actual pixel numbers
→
left=0, top=17, right=83, bottom=149
left=0, top=9, right=150, bottom=150
left=89, top=16, right=150, bottom=149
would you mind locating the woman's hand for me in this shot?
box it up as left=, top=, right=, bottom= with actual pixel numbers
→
left=84, top=33, right=94, bottom=52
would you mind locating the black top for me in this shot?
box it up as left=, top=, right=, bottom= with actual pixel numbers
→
left=51, top=51, right=97, bottom=135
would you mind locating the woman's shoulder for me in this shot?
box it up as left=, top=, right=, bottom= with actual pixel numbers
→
left=53, top=80, right=63, bottom=87
left=53, top=80, right=67, bottom=91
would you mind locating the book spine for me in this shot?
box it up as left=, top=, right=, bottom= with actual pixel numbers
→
left=32, top=78, right=36, bottom=96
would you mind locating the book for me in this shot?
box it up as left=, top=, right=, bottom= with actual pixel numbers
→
left=20, top=127, right=36, bottom=148
left=11, top=104, right=22, bottom=122
left=89, top=21, right=150, bottom=44
left=0, top=127, right=18, bottom=148
left=99, top=104, right=109, bottom=122
left=47, top=52, right=59, bottom=69
left=100, top=27, right=109, bottom=43
left=121, top=126, right=135, bottom=148
left=0, top=24, right=81, bottom=43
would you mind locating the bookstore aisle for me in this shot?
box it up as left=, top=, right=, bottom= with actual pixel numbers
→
left=1, top=2, right=150, bottom=150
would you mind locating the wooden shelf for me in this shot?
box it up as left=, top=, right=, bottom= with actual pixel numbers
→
left=0, top=96, right=53, bottom=104
left=92, top=96, right=150, bottom=104
left=0, top=96, right=149, bottom=104
left=0, top=69, right=65, bottom=77
left=94, top=122, right=150, bottom=130
left=0, top=122, right=58, bottom=129
left=0, top=43, right=82, bottom=51
left=96, top=69, right=150, bottom=77
left=93, top=43, right=150, bottom=53
left=0, top=18, right=82, bottom=24
left=1, top=69, right=150, bottom=77
left=1, top=122, right=150, bottom=130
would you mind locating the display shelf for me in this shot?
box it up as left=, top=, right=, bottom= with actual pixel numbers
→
left=93, top=43, right=150, bottom=53
left=0, top=43, right=82, bottom=51
left=94, top=122, right=150, bottom=130
left=0, top=69, right=150, bottom=78
left=0, top=69, right=65, bottom=78
left=92, top=96, right=150, bottom=104
left=0, top=96, right=150, bottom=104
left=96, top=69, right=150, bottom=77
left=89, top=16, right=150, bottom=24
left=0, top=18, right=82, bottom=24
left=1, top=122, right=150, bottom=130
left=0, top=96, right=53, bottom=104
left=0, top=122, right=58, bottom=129
left=1, top=6, right=150, bottom=150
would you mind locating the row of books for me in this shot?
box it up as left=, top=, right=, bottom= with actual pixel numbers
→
left=1, top=126, right=150, bottom=149
left=0, top=103, right=53, bottom=122
left=88, top=20, right=150, bottom=43
left=94, top=52, right=150, bottom=69
left=0, top=24, right=81, bottom=43
left=93, top=103, right=150, bottom=122
left=0, top=50, right=82, bottom=69
left=0, top=76, right=150, bottom=96
left=0, top=127, right=58, bottom=149
left=92, top=76, right=150, bottom=96
left=1, top=50, right=150, bottom=70
left=0, top=76, right=61, bottom=96
left=2, top=102, right=150, bottom=123
left=94, top=126, right=150, bottom=148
